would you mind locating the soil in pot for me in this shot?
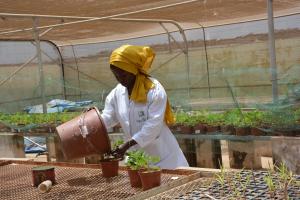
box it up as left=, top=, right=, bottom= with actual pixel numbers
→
left=100, top=159, right=119, bottom=178
left=220, top=125, right=235, bottom=135
left=273, top=128, right=295, bottom=137
left=235, top=127, right=250, bottom=136
left=180, top=125, right=194, bottom=134
left=194, top=123, right=206, bottom=134
left=0, top=122, right=11, bottom=132
left=168, top=124, right=179, bottom=132
left=250, top=127, right=265, bottom=136
left=30, top=126, right=50, bottom=133
left=139, top=169, right=161, bottom=191
left=127, top=168, right=145, bottom=187
left=206, top=125, right=220, bottom=134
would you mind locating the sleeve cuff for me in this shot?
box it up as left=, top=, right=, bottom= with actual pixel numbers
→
left=132, top=133, right=146, bottom=148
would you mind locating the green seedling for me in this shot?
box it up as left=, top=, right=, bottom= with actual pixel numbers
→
left=126, top=150, right=148, bottom=170
left=264, top=171, right=276, bottom=199
left=126, top=150, right=160, bottom=171
left=214, top=163, right=226, bottom=197
left=241, top=173, right=251, bottom=198
left=112, top=139, right=124, bottom=149
left=275, top=162, right=295, bottom=200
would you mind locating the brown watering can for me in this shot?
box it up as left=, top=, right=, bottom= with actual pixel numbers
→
left=56, top=107, right=111, bottom=160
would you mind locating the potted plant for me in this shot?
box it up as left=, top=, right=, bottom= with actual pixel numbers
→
left=125, top=150, right=148, bottom=187
left=138, top=153, right=161, bottom=191
left=233, top=118, right=251, bottom=136
left=175, top=111, right=195, bottom=134
left=262, top=108, right=298, bottom=136
left=193, top=111, right=207, bottom=134
left=222, top=109, right=240, bottom=135
left=245, top=110, right=266, bottom=136
left=100, top=139, right=124, bottom=178
left=205, top=112, right=223, bottom=134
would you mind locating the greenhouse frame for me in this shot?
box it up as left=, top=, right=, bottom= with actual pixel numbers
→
left=0, top=0, right=300, bottom=199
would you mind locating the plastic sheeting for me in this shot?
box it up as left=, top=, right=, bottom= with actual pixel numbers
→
left=24, top=99, right=93, bottom=113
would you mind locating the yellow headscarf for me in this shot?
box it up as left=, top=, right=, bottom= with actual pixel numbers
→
left=110, top=45, right=175, bottom=125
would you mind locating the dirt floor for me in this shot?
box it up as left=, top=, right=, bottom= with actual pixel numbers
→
left=0, top=0, right=299, bottom=43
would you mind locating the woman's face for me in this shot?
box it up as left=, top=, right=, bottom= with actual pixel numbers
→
left=110, top=65, right=136, bottom=89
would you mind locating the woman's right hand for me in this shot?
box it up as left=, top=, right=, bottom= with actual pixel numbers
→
left=111, top=139, right=137, bottom=159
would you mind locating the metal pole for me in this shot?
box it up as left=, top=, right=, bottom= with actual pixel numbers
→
left=267, top=0, right=279, bottom=103
left=71, top=45, right=82, bottom=100
left=185, top=46, right=191, bottom=100
left=198, top=23, right=211, bottom=98
left=159, top=23, right=172, bottom=53
left=32, top=17, right=47, bottom=113
left=0, top=55, right=37, bottom=87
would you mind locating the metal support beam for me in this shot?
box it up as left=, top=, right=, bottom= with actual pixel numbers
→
left=0, top=55, right=37, bottom=87
left=267, top=0, right=279, bottom=103
left=0, top=11, right=193, bottom=101
left=0, top=0, right=199, bottom=36
left=198, top=23, right=211, bottom=99
left=71, top=45, right=82, bottom=100
left=32, top=17, right=47, bottom=113
left=159, top=23, right=172, bottom=53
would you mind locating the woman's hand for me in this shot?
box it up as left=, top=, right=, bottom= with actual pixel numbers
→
left=111, top=139, right=137, bottom=159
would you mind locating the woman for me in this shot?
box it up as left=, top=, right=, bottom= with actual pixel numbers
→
left=101, top=45, right=188, bottom=169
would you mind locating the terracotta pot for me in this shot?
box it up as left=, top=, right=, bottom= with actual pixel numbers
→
left=273, top=129, right=294, bottom=137
left=179, top=125, right=194, bottom=134
left=30, top=126, right=50, bottom=133
left=100, top=159, right=119, bottom=178
left=250, top=127, right=265, bottom=136
left=206, top=125, right=220, bottom=134
left=0, top=122, right=10, bottom=132
left=292, top=129, right=300, bottom=137
left=168, top=124, right=178, bottom=132
left=56, top=107, right=111, bottom=160
left=220, top=125, right=235, bottom=135
left=127, top=168, right=145, bottom=187
left=139, top=169, right=161, bottom=191
left=235, top=127, right=251, bottom=136
left=32, top=166, right=55, bottom=187
left=194, top=123, right=206, bottom=134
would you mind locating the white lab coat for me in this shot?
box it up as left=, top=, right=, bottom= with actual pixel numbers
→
left=101, top=78, right=189, bottom=169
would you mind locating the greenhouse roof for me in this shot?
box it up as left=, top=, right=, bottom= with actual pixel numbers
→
left=0, top=0, right=299, bottom=45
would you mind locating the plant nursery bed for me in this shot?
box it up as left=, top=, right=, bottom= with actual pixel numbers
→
left=0, top=160, right=200, bottom=200
left=147, top=170, right=300, bottom=200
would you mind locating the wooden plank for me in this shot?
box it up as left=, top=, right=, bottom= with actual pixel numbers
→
left=220, top=140, right=231, bottom=169
left=0, top=157, right=33, bottom=161
left=195, top=139, right=216, bottom=168
left=0, top=133, right=25, bottom=158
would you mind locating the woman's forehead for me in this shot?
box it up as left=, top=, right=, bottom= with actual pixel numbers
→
left=110, top=65, right=135, bottom=76
left=111, top=65, right=126, bottom=74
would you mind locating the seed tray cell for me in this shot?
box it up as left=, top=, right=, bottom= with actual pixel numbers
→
left=0, top=161, right=195, bottom=200
left=147, top=170, right=300, bottom=200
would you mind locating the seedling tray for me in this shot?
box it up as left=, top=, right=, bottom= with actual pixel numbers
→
left=148, top=170, right=300, bottom=200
